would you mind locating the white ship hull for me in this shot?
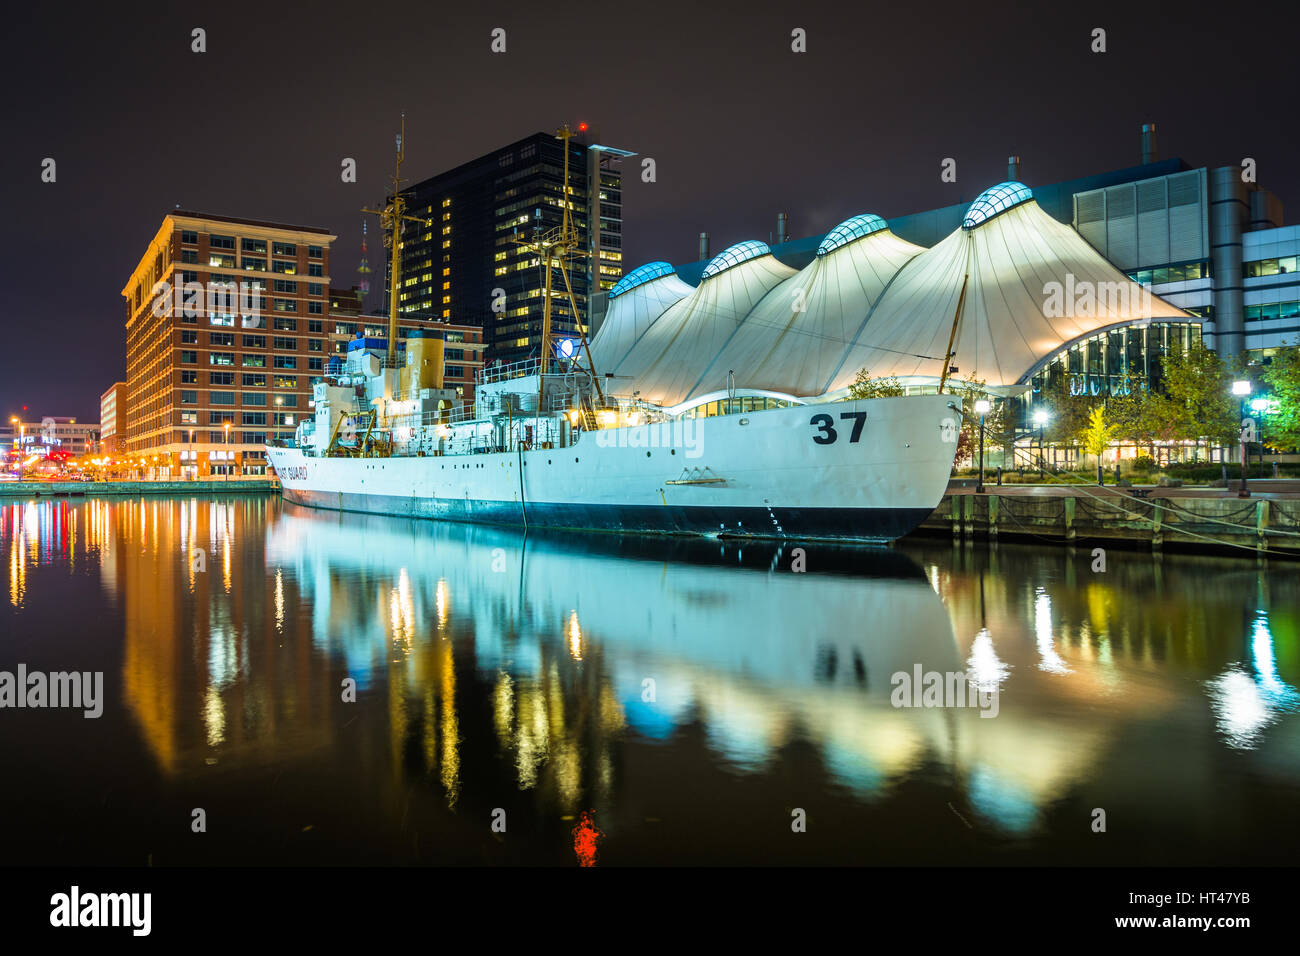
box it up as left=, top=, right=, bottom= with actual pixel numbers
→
left=266, top=394, right=958, bottom=542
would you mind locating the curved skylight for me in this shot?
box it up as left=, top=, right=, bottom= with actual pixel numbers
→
left=609, top=261, right=676, bottom=299
left=816, top=214, right=888, bottom=257
left=963, top=182, right=1033, bottom=229
left=701, top=240, right=771, bottom=280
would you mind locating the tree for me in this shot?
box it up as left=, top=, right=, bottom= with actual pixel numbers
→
left=988, top=398, right=1019, bottom=469
left=1081, top=406, right=1118, bottom=484
left=1104, top=372, right=1146, bottom=452
left=1158, top=340, right=1239, bottom=455
left=1106, top=372, right=1182, bottom=462
left=847, top=368, right=905, bottom=399
left=949, top=375, right=1004, bottom=469
left=1040, top=373, right=1095, bottom=457
left=1260, top=341, right=1300, bottom=451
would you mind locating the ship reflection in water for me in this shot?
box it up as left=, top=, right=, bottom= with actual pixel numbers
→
left=1, top=495, right=1298, bottom=865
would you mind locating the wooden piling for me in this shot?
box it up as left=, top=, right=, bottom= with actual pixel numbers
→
left=1257, top=499, right=1269, bottom=556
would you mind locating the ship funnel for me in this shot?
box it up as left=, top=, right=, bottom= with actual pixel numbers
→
left=406, top=329, right=445, bottom=392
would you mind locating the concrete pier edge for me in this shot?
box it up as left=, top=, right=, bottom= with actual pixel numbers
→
left=913, top=487, right=1300, bottom=558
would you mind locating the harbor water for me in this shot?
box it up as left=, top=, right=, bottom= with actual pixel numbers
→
left=1, top=494, right=1297, bottom=865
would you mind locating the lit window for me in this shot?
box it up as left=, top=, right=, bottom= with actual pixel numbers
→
left=816, top=214, right=888, bottom=256
left=609, top=261, right=676, bottom=298
left=700, top=241, right=770, bottom=280
left=962, top=182, right=1033, bottom=229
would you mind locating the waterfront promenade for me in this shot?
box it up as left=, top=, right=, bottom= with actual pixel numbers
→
left=0, top=478, right=277, bottom=497
left=921, top=481, right=1300, bottom=557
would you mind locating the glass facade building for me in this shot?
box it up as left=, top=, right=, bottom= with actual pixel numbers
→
left=1013, top=322, right=1203, bottom=429
left=389, top=131, right=625, bottom=367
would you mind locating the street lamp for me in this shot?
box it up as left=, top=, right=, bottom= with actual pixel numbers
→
left=188, top=428, right=195, bottom=480
left=9, top=417, right=23, bottom=482
left=223, top=421, right=231, bottom=481
left=974, top=398, right=991, bottom=493
left=1032, top=408, right=1049, bottom=475
left=1250, top=396, right=1272, bottom=477
left=1232, top=380, right=1251, bottom=498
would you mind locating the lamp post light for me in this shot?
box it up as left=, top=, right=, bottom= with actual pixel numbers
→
left=223, top=422, right=231, bottom=481
left=1032, top=408, right=1049, bottom=476
left=1232, top=379, right=1251, bottom=498
left=1249, top=396, right=1271, bottom=477
left=974, top=398, right=991, bottom=493
left=8, top=417, right=21, bottom=482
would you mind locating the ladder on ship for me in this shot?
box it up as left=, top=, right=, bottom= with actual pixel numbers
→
left=578, top=393, right=600, bottom=431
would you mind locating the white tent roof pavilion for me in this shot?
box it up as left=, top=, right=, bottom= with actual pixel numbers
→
left=588, top=183, right=1189, bottom=411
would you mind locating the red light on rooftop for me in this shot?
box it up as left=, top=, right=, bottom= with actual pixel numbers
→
left=578, top=122, right=587, bottom=132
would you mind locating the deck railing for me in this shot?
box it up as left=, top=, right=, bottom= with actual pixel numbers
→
left=478, top=357, right=542, bottom=385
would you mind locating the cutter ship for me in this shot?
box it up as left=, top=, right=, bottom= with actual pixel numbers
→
left=266, top=122, right=960, bottom=542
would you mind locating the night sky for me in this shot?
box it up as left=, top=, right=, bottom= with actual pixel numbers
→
left=4, top=0, right=1297, bottom=421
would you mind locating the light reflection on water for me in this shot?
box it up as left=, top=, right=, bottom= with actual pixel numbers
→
left=1, top=494, right=1298, bottom=865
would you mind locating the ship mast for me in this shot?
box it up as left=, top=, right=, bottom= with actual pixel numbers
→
left=516, top=124, right=607, bottom=432
left=938, top=233, right=974, bottom=395
left=363, top=113, right=431, bottom=368
left=937, top=273, right=969, bottom=394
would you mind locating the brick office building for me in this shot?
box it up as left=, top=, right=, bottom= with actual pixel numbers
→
left=121, top=212, right=336, bottom=477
